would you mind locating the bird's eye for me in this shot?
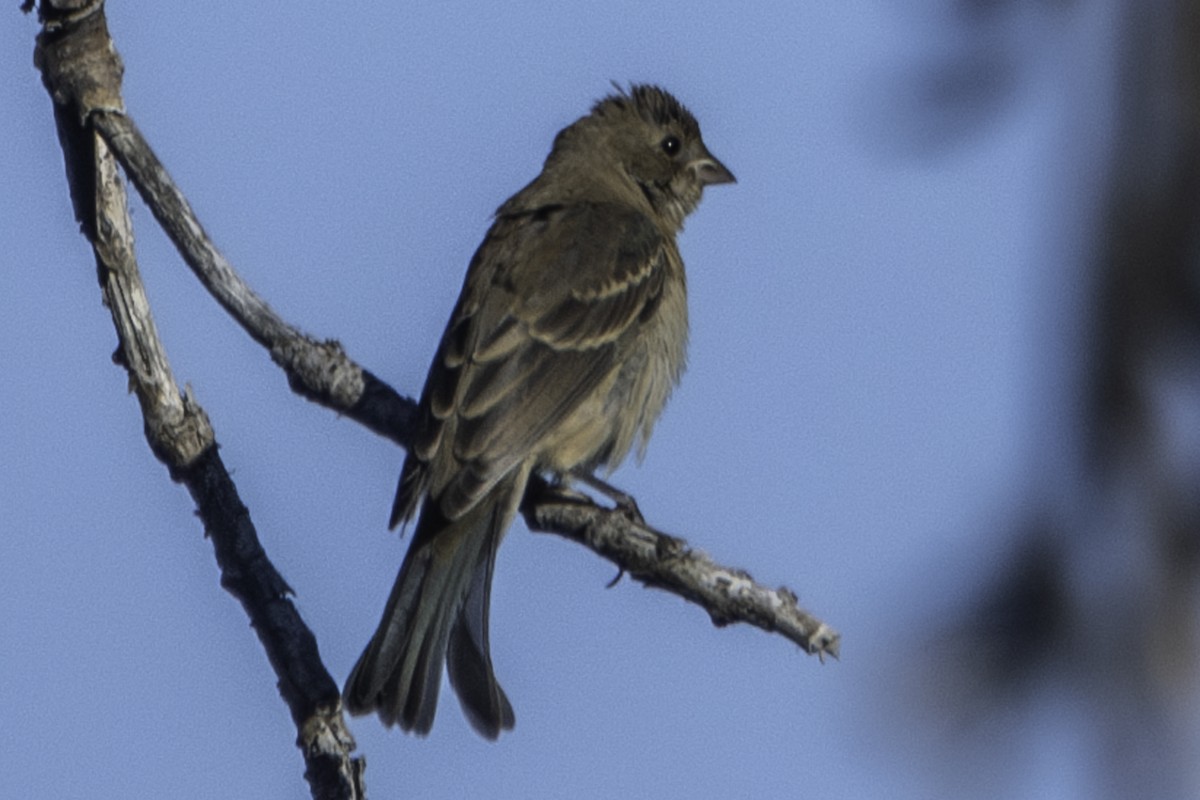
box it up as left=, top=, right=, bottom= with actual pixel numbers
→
left=661, top=135, right=681, bottom=156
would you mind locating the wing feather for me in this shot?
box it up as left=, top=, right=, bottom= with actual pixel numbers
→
left=393, top=202, right=667, bottom=526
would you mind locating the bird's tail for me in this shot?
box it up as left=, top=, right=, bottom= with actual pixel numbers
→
left=344, top=475, right=518, bottom=739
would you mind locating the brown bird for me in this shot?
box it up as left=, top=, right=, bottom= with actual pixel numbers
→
left=344, top=84, right=734, bottom=738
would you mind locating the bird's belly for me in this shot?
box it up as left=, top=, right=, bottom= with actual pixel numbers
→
left=534, top=368, right=623, bottom=474
left=535, top=299, right=686, bottom=477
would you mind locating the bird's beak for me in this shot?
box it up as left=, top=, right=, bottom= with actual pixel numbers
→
left=690, top=150, right=736, bottom=187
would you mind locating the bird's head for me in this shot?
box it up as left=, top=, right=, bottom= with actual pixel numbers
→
left=548, top=84, right=735, bottom=230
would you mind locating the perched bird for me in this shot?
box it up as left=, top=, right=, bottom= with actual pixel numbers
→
left=344, top=84, right=734, bottom=738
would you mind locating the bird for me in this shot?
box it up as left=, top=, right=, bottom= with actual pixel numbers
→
left=344, top=84, right=734, bottom=739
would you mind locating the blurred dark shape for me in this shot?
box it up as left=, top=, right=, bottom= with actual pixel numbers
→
left=1083, top=0, right=1200, bottom=654
left=905, top=47, right=1019, bottom=152
left=948, top=526, right=1067, bottom=693
left=863, top=0, right=1073, bottom=155
left=950, top=0, right=1078, bottom=22
left=1088, top=11, right=1200, bottom=470
left=890, top=0, right=1200, bottom=797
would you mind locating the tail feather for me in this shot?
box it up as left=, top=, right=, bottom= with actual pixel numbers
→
left=395, top=582, right=456, bottom=733
left=447, top=515, right=515, bottom=737
left=345, top=471, right=522, bottom=738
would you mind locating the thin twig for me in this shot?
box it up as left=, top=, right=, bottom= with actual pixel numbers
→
left=523, top=478, right=840, bottom=658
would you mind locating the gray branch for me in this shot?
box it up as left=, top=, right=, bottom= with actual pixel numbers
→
left=523, top=479, right=839, bottom=656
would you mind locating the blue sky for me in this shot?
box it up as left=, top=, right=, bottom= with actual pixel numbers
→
left=4, top=2, right=1177, bottom=798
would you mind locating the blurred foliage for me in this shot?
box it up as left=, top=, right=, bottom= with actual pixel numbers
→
left=889, top=1, right=1200, bottom=797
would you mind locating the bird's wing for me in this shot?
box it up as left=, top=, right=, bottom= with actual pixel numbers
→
left=392, top=202, right=668, bottom=526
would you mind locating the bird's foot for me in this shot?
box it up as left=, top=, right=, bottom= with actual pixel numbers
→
left=570, top=471, right=645, bottom=524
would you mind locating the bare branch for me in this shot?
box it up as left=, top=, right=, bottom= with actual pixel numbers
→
left=523, top=479, right=840, bottom=658
left=34, top=3, right=364, bottom=798
left=88, top=108, right=417, bottom=447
